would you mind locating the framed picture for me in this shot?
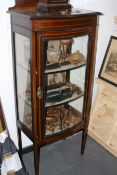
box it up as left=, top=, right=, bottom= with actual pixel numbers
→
left=99, top=36, right=117, bottom=86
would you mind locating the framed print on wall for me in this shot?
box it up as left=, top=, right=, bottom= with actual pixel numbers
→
left=99, top=36, right=117, bottom=86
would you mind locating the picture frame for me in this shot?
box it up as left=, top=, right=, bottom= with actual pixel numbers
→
left=99, top=36, right=117, bottom=86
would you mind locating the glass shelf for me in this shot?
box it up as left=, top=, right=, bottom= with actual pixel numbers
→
left=45, top=60, right=86, bottom=74
left=45, top=86, right=84, bottom=108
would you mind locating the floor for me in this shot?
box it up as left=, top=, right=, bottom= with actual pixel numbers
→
left=23, top=133, right=117, bottom=175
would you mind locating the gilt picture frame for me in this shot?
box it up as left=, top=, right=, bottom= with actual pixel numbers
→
left=99, top=36, right=117, bottom=86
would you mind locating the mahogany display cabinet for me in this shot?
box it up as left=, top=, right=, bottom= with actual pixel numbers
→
left=8, top=1, right=101, bottom=174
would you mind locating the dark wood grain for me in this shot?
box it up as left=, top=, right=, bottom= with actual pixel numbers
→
left=10, top=0, right=37, bottom=10
left=9, top=7, right=101, bottom=175
left=10, top=0, right=71, bottom=11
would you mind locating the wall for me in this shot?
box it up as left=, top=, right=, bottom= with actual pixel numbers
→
left=0, top=0, right=116, bottom=147
left=72, top=0, right=117, bottom=76
left=0, top=0, right=32, bottom=147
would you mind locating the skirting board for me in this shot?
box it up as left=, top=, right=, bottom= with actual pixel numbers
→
left=88, top=130, right=117, bottom=157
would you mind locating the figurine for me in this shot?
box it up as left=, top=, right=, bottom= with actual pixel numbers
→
left=46, top=82, right=81, bottom=103
left=66, top=82, right=81, bottom=95
left=46, top=39, right=73, bottom=69
left=46, top=107, right=62, bottom=133
left=46, top=107, right=69, bottom=133
left=68, top=50, right=85, bottom=64
left=47, top=45, right=61, bottom=64
left=45, top=105, right=81, bottom=133
left=67, top=109, right=80, bottom=125
left=59, top=38, right=73, bottom=62
left=46, top=115, right=58, bottom=133
left=48, top=72, right=66, bottom=86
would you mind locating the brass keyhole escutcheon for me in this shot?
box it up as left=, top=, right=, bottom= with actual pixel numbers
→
left=37, top=87, right=43, bottom=99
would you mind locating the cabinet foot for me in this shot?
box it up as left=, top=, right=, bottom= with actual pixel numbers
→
left=34, top=142, right=40, bottom=175
left=18, top=128, right=23, bottom=158
left=81, top=130, right=88, bottom=155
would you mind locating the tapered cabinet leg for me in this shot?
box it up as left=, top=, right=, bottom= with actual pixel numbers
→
left=34, top=142, right=40, bottom=175
left=18, top=128, right=23, bottom=158
left=81, top=129, right=88, bottom=155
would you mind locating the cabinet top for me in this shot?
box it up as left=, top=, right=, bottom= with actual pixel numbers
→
left=8, top=8, right=101, bottom=20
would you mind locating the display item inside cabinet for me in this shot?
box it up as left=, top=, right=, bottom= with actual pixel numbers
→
left=47, top=72, right=66, bottom=87
left=46, top=82, right=83, bottom=104
left=45, top=104, right=82, bottom=135
left=45, top=36, right=87, bottom=72
left=45, top=65, right=86, bottom=107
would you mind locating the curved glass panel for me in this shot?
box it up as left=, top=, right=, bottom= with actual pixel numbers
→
left=44, top=35, right=89, bottom=136
left=15, top=33, right=32, bottom=132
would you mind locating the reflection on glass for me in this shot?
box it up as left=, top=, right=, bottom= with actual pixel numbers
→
left=18, top=97, right=32, bottom=131
left=15, top=33, right=31, bottom=71
left=45, top=35, right=88, bottom=135
left=15, top=33, right=32, bottom=131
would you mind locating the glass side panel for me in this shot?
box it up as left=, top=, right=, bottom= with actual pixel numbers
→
left=15, top=33, right=32, bottom=132
left=44, top=35, right=88, bottom=136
